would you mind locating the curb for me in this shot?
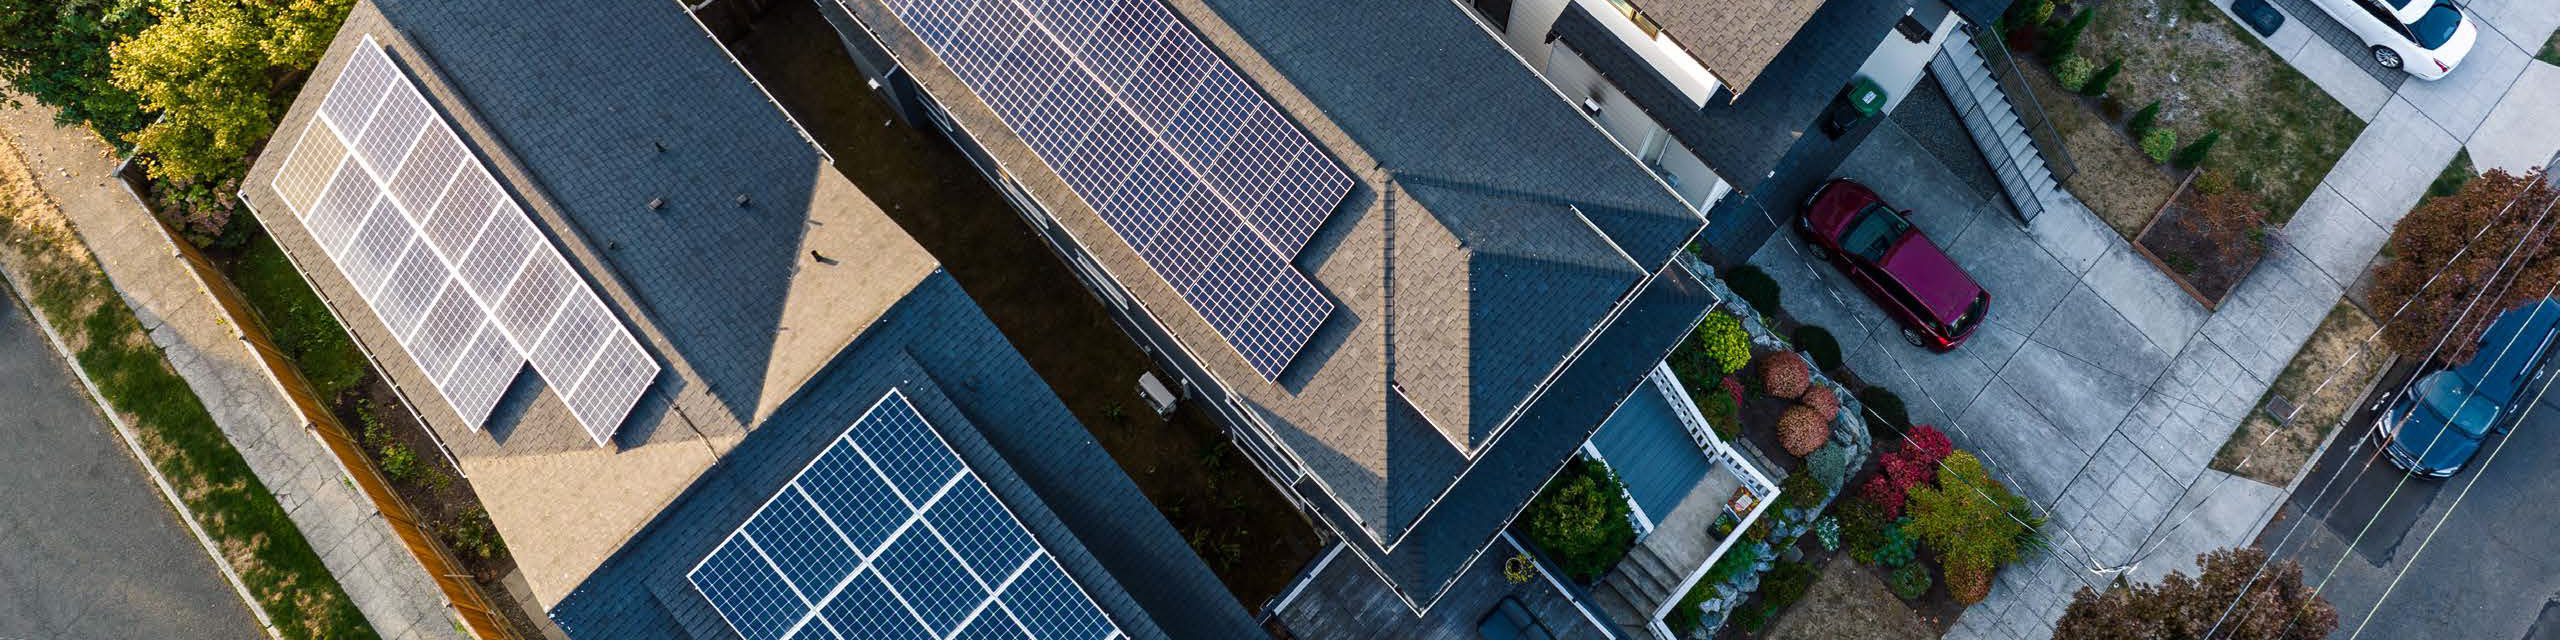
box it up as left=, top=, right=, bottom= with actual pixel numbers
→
left=0, top=269, right=284, bottom=639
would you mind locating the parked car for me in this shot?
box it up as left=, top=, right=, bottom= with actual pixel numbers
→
left=2373, top=299, right=2560, bottom=477
left=2308, top=0, right=2477, bottom=80
left=1796, top=178, right=1989, bottom=352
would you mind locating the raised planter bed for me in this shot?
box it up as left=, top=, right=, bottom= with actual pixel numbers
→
left=2131, top=173, right=2270, bottom=309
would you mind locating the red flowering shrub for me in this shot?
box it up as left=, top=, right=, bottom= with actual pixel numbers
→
left=1904, top=425, right=1955, bottom=466
left=1861, top=475, right=1908, bottom=517
left=1762, top=352, right=1811, bottom=399
left=1862, top=428, right=1956, bottom=517
left=1720, top=375, right=1746, bottom=405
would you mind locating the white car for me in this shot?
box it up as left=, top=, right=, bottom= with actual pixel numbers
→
left=2307, top=0, right=2478, bottom=80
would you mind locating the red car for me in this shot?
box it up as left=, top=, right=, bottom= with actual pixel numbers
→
left=1797, top=178, right=1990, bottom=351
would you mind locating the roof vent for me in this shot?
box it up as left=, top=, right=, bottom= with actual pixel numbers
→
left=648, top=197, right=665, bottom=211
left=653, top=140, right=667, bottom=153
left=735, top=194, right=752, bottom=208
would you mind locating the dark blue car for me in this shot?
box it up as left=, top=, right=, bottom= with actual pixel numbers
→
left=2374, top=298, right=2560, bottom=477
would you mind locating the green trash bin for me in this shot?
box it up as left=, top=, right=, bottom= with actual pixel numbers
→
left=1823, top=75, right=1889, bottom=137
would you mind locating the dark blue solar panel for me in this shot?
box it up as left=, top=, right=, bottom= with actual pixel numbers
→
left=848, top=397, right=962, bottom=504
left=873, top=530, right=979, bottom=636
left=1002, top=556, right=1114, bottom=640
left=818, top=569, right=930, bottom=639
left=1186, top=237, right=1278, bottom=331
left=1240, top=270, right=1332, bottom=379
left=928, top=481, right=1040, bottom=583
left=791, top=621, right=844, bottom=640
left=692, top=536, right=806, bottom=640
left=890, top=0, right=1348, bottom=382
left=955, top=609, right=1033, bottom=640
left=794, top=440, right=909, bottom=553
left=743, top=490, right=861, bottom=598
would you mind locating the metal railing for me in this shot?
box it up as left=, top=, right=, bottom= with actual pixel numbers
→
left=1973, top=25, right=2076, bottom=183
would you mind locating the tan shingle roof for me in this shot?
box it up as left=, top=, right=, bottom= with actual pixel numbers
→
left=1626, top=0, right=1827, bottom=94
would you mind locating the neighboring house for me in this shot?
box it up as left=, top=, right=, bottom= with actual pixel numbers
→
left=1466, top=0, right=2011, bottom=259
left=238, top=1, right=1257, bottom=638
left=813, top=0, right=1718, bottom=626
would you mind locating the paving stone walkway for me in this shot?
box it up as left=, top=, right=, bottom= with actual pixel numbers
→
left=0, top=98, right=463, bottom=640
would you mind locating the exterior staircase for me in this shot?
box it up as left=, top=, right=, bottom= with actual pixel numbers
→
left=1930, top=27, right=2074, bottom=225
left=1593, top=544, right=1685, bottom=639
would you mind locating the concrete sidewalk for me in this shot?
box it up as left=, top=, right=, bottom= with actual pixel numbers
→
left=0, top=101, right=463, bottom=640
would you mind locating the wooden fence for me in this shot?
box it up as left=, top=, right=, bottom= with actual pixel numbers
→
left=149, top=214, right=522, bottom=640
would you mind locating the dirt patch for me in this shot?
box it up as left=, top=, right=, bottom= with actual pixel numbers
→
left=2042, top=0, right=2364, bottom=223
left=728, top=2, right=1318, bottom=606
left=1766, top=556, right=1938, bottom=640
left=2018, top=55, right=2177, bottom=239
left=2214, top=302, right=2382, bottom=485
left=2134, top=184, right=2267, bottom=306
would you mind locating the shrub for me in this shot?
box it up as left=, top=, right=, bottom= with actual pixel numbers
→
left=2055, top=55, right=2093, bottom=91
left=1875, top=519, right=1919, bottom=568
left=379, top=443, right=419, bottom=482
left=2079, top=58, right=2122, bottom=96
left=1889, top=562, right=1934, bottom=601
left=1698, top=382, right=1742, bottom=441
left=2040, top=7, right=2095, bottom=61
left=1839, top=499, right=1889, bottom=563
left=1733, top=602, right=1771, bottom=633
left=1724, top=264, right=1782, bottom=313
left=1805, top=444, right=1850, bottom=491
left=1902, top=425, right=1956, bottom=465
left=2055, top=547, right=2340, bottom=640
left=2141, top=127, right=2179, bottom=164
left=1947, top=561, right=1995, bottom=605
left=1801, top=385, right=1840, bottom=422
left=1814, top=516, right=1841, bottom=551
left=1503, top=553, right=1539, bottom=584
left=1778, top=405, right=1832, bottom=456
left=1762, top=352, right=1811, bottom=399
left=1858, top=387, right=1910, bottom=438
left=2174, top=129, right=2223, bottom=170
left=2127, top=101, right=2162, bottom=135
left=1779, top=467, right=1828, bottom=513
left=1763, top=561, right=1819, bottom=610
left=1907, top=452, right=2041, bottom=578
left=1698, top=312, right=1753, bottom=375
left=1522, top=457, right=1637, bottom=581
left=1861, top=474, right=1909, bottom=518
left=2031, top=0, right=2055, bottom=24
left=1792, top=325, right=1842, bottom=371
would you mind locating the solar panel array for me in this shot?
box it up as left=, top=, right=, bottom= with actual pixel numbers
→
left=876, top=0, right=1353, bottom=380
left=689, top=391, right=1123, bottom=640
left=267, top=35, right=658, bottom=444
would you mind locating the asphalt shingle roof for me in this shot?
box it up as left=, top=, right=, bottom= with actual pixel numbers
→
left=1620, top=0, right=1826, bottom=94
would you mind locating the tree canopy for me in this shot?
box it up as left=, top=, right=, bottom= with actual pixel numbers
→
left=0, top=0, right=153, bottom=141
left=2054, top=547, right=2338, bottom=640
left=110, top=0, right=351, bottom=183
left=2368, top=168, right=2560, bottom=365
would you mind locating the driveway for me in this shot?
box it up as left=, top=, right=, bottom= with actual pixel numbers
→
left=0, top=291, right=262, bottom=639
left=1754, top=114, right=2310, bottom=638
left=2259, top=357, right=2560, bottom=638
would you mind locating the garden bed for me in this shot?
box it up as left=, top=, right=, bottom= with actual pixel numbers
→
left=2017, top=0, right=2362, bottom=230
left=2132, top=176, right=2268, bottom=308
left=1765, top=556, right=1938, bottom=640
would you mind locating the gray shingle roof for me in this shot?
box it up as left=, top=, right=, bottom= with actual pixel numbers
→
left=547, top=273, right=1259, bottom=639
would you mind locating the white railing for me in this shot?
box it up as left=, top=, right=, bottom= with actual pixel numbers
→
left=1647, top=362, right=1778, bottom=498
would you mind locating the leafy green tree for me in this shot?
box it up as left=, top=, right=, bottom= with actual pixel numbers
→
left=0, top=0, right=153, bottom=142
left=1521, top=457, right=1636, bottom=581
left=2055, top=547, right=2337, bottom=640
left=111, top=0, right=352, bottom=183
left=1904, top=452, right=2041, bottom=577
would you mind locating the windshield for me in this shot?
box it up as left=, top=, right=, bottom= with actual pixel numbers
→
left=1840, top=204, right=1911, bottom=263
left=2415, top=371, right=2499, bottom=437
left=2413, top=3, right=2462, bottom=48
left=1946, top=294, right=1988, bottom=334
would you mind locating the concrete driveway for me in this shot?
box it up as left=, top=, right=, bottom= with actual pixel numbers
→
left=0, top=291, right=262, bottom=639
left=1754, top=117, right=2308, bottom=638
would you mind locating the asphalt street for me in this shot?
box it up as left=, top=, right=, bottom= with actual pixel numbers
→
left=2259, top=357, right=2560, bottom=639
left=0, top=290, right=261, bottom=639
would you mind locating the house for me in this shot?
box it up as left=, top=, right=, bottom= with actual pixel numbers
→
left=236, top=0, right=1257, bottom=637
left=1464, top=0, right=2016, bottom=258
left=810, top=0, right=1724, bottom=626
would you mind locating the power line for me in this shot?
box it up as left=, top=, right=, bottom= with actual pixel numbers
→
left=2342, top=277, right=2560, bottom=638
left=2204, top=181, right=2560, bottom=639
left=2117, top=170, right=2557, bottom=570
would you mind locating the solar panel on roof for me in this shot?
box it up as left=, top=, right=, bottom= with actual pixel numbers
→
left=689, top=390, right=1124, bottom=640
left=266, top=35, right=656, bottom=442
left=877, top=0, right=1351, bottom=380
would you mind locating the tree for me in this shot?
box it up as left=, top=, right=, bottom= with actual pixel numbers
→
left=2174, top=129, right=2223, bottom=170
left=1904, top=452, right=2039, bottom=579
left=0, top=0, right=154, bottom=142
left=2042, top=7, right=2096, bottom=61
left=2127, top=101, right=2162, bottom=135
left=110, top=0, right=353, bottom=183
left=2054, top=547, right=2338, bottom=640
left=2368, top=168, right=2560, bottom=365
left=1521, top=457, right=1636, bottom=581
left=2080, top=58, right=2123, bottom=97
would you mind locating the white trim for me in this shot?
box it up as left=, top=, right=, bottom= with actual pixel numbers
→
left=1269, top=543, right=1344, bottom=615
left=1641, top=468, right=1780, bottom=636
left=1500, top=532, right=1612, bottom=637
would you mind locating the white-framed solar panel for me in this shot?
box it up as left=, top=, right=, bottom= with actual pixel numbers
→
left=688, top=390, right=1125, bottom=640
left=266, top=35, right=657, bottom=444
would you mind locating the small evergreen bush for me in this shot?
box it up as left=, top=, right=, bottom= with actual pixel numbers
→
left=2174, top=130, right=2223, bottom=170
left=2055, top=55, right=2093, bottom=91
left=2142, top=127, right=2179, bottom=164
left=1889, top=562, right=1934, bottom=600
left=2079, top=58, right=2122, bottom=96
left=1792, top=325, right=1843, bottom=371
left=1698, top=312, right=1753, bottom=375
left=2127, top=101, right=2161, bottom=135
left=1521, top=457, right=1638, bottom=581
left=1724, top=264, right=1783, bottom=314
